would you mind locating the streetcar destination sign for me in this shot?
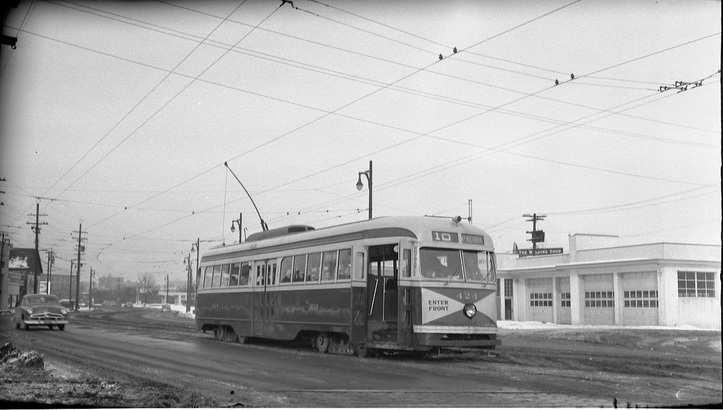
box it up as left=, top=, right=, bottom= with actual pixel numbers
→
left=432, top=231, right=485, bottom=245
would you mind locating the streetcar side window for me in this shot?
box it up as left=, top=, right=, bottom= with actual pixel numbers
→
left=307, top=253, right=321, bottom=282
left=255, top=263, right=265, bottom=287
left=338, top=249, right=352, bottom=280
left=269, top=262, right=277, bottom=286
left=229, top=263, right=240, bottom=286
left=212, top=265, right=222, bottom=287
left=402, top=249, right=411, bottom=278
left=292, top=254, right=306, bottom=284
left=321, top=251, right=338, bottom=282
left=239, top=262, right=250, bottom=285
left=354, top=252, right=365, bottom=280
left=221, top=264, right=230, bottom=287
left=280, top=257, right=292, bottom=284
left=203, top=267, right=213, bottom=288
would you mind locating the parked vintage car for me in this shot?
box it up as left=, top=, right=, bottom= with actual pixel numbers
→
left=13, top=294, right=70, bottom=331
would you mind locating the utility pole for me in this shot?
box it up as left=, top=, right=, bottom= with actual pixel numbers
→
left=69, top=260, right=75, bottom=307
left=193, top=238, right=200, bottom=312
left=185, top=253, right=191, bottom=313
left=523, top=213, right=546, bottom=256
left=166, top=274, right=169, bottom=304
left=88, top=268, right=93, bottom=310
left=27, top=203, right=48, bottom=293
left=46, top=250, right=54, bottom=294
left=72, top=223, right=87, bottom=310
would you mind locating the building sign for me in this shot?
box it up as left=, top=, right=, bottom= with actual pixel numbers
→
left=9, top=255, right=29, bottom=269
left=518, top=248, right=564, bottom=257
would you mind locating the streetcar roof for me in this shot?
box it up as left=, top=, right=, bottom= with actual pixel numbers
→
left=202, top=216, right=494, bottom=262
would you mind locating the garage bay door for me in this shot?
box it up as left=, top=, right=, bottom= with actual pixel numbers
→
left=583, top=274, right=614, bottom=325
left=621, top=271, right=659, bottom=326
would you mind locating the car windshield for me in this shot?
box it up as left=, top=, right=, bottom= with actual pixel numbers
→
left=24, top=295, right=61, bottom=306
left=420, top=248, right=496, bottom=283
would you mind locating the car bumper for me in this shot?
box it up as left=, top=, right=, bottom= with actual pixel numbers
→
left=24, top=318, right=69, bottom=325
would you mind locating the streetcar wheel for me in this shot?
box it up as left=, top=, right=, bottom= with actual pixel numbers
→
left=352, top=343, right=370, bottom=358
left=237, top=336, right=247, bottom=344
left=214, top=326, right=226, bottom=341
left=315, top=332, right=330, bottom=353
left=48, top=325, right=54, bottom=329
left=58, top=324, right=65, bottom=331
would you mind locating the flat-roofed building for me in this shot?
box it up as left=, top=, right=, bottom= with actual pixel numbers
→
left=497, top=234, right=721, bottom=329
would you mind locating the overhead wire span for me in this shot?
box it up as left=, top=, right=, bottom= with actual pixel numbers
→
left=34, top=0, right=253, bottom=216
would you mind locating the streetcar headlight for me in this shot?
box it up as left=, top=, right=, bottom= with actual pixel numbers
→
left=463, top=303, right=477, bottom=319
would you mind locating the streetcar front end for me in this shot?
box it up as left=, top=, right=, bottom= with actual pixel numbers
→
left=408, top=226, right=500, bottom=351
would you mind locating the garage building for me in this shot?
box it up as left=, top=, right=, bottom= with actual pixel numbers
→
left=496, top=234, right=721, bottom=329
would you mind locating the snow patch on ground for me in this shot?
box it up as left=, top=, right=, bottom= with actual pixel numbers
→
left=497, top=320, right=720, bottom=331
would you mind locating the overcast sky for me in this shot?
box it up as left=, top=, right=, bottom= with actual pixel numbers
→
left=1, top=0, right=720, bottom=284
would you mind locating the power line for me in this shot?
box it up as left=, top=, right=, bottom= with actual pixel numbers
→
left=37, top=0, right=254, bottom=205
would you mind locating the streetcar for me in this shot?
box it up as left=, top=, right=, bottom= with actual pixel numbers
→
left=195, top=215, right=499, bottom=356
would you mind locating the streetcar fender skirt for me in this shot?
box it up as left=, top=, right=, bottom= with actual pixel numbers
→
left=413, top=333, right=500, bottom=348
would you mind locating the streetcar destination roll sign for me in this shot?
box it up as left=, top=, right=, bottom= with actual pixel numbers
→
left=432, top=231, right=485, bottom=245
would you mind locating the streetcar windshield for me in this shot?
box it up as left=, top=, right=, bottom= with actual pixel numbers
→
left=420, top=248, right=496, bottom=283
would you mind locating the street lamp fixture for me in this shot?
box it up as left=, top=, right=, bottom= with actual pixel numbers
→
left=229, top=213, right=242, bottom=244
left=356, top=160, right=372, bottom=220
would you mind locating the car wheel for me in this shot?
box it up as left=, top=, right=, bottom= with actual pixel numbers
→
left=58, top=324, right=65, bottom=331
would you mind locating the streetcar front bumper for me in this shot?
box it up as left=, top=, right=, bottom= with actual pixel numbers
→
left=413, top=325, right=501, bottom=348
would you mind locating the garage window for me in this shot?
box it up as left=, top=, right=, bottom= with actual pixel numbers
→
left=585, top=291, right=614, bottom=308
left=560, top=292, right=571, bottom=307
left=530, top=292, right=552, bottom=307
left=678, top=271, right=715, bottom=298
left=624, top=290, right=658, bottom=308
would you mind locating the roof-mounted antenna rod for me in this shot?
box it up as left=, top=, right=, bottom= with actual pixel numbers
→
left=224, top=162, right=268, bottom=232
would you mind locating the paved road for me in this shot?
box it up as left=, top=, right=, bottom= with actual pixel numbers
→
left=2, top=309, right=719, bottom=407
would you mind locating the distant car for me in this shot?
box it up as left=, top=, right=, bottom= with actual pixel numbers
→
left=60, top=299, right=75, bottom=309
left=161, top=304, right=171, bottom=312
left=123, top=302, right=134, bottom=308
left=13, top=294, right=70, bottom=331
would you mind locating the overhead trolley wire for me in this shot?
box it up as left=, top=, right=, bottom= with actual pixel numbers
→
left=92, top=0, right=588, bottom=248
left=33, top=0, right=253, bottom=210
left=50, top=0, right=716, bottom=139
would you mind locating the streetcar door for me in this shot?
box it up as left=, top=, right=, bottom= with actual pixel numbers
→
left=366, top=244, right=398, bottom=343
left=253, top=260, right=275, bottom=336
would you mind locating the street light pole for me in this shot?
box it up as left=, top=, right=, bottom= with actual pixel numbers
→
left=230, top=213, right=242, bottom=244
left=356, top=160, right=373, bottom=220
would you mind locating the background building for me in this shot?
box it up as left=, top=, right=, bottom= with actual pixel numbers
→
left=497, top=234, right=721, bottom=329
left=2, top=248, right=43, bottom=310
